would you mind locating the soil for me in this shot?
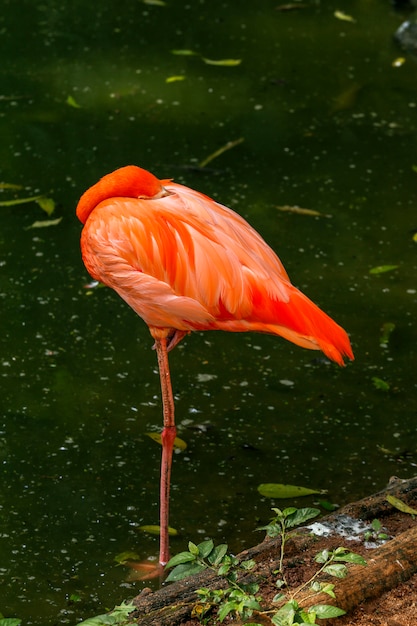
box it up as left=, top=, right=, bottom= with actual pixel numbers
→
left=130, top=476, right=417, bottom=626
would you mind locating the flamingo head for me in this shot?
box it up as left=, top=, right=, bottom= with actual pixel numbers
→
left=76, top=165, right=172, bottom=223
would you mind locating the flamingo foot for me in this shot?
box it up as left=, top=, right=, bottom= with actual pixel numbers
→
left=125, top=559, right=166, bottom=581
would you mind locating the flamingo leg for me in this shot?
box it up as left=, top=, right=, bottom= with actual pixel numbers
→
left=154, top=336, right=177, bottom=566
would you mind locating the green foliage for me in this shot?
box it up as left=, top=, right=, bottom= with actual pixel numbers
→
left=363, top=519, right=389, bottom=543
left=0, top=620, right=22, bottom=626
left=165, top=508, right=367, bottom=625
left=166, top=539, right=260, bottom=622
left=257, top=507, right=321, bottom=583
left=76, top=601, right=137, bottom=626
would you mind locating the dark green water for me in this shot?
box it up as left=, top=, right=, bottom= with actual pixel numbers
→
left=1, top=1, right=416, bottom=623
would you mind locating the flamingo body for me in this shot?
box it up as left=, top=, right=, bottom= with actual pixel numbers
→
left=77, top=166, right=353, bottom=365
left=76, top=165, right=353, bottom=569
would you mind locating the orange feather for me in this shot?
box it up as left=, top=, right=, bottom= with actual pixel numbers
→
left=77, top=165, right=353, bottom=366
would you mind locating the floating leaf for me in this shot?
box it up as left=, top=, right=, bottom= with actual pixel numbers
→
left=334, top=10, right=355, bottom=23
left=413, top=232, right=417, bottom=242
left=371, top=376, right=390, bottom=392
left=199, top=137, right=244, bottom=168
left=66, top=95, right=81, bottom=109
left=392, top=57, right=406, bottom=67
left=257, top=483, right=321, bottom=498
left=143, top=0, right=167, bottom=5
left=0, top=194, right=45, bottom=207
left=138, top=524, right=178, bottom=536
left=369, top=265, right=399, bottom=274
left=36, top=196, right=55, bottom=216
left=25, top=217, right=63, bottom=230
left=171, top=49, right=198, bottom=56
left=145, top=432, right=187, bottom=451
left=202, top=57, right=241, bottom=66
left=276, top=205, right=331, bottom=217
left=386, top=494, right=417, bottom=515
left=166, top=75, right=186, bottom=83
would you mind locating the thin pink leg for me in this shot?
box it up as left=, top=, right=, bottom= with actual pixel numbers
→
left=154, top=337, right=176, bottom=566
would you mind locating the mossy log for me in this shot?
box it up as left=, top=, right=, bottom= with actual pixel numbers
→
left=129, top=476, right=417, bottom=625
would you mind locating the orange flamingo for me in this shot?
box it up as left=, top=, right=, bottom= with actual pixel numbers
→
left=76, top=165, right=353, bottom=570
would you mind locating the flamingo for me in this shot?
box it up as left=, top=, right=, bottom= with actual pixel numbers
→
left=76, top=165, right=354, bottom=571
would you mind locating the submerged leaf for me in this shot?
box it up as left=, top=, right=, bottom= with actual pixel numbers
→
left=138, top=524, right=178, bottom=536
left=371, top=377, right=390, bottom=392
left=202, top=57, right=241, bottom=66
left=145, top=432, right=187, bottom=451
left=171, top=49, right=198, bottom=56
left=0, top=182, right=23, bottom=190
left=386, top=494, right=417, bottom=515
left=199, top=137, right=244, bottom=168
left=66, top=95, right=82, bottom=108
left=276, top=205, right=330, bottom=217
left=380, top=322, right=395, bottom=346
left=114, top=551, right=141, bottom=565
left=369, top=265, right=399, bottom=274
left=257, top=483, right=321, bottom=498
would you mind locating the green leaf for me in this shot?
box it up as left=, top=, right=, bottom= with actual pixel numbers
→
left=66, top=95, right=82, bottom=108
left=165, top=551, right=196, bottom=568
left=386, top=494, right=417, bottom=515
left=25, top=217, right=63, bottom=229
left=113, top=550, right=141, bottom=565
left=218, top=600, right=238, bottom=621
left=165, top=75, right=186, bottom=83
left=257, top=483, right=321, bottom=498
left=188, top=541, right=199, bottom=556
left=369, top=265, right=399, bottom=274
left=309, top=604, right=346, bottom=618
left=284, top=507, right=321, bottom=528
left=138, top=524, right=178, bottom=536
left=371, top=377, right=390, bottom=392
left=379, top=322, right=395, bottom=346
left=197, top=539, right=214, bottom=558
left=0, top=620, right=22, bottom=626
left=35, top=196, right=55, bottom=216
left=145, top=432, right=187, bottom=451
left=0, top=194, right=45, bottom=207
left=165, top=561, right=205, bottom=582
left=334, top=551, right=367, bottom=566
left=208, top=543, right=228, bottom=565
left=323, top=563, right=348, bottom=578
left=321, top=583, right=336, bottom=598
left=202, top=57, right=241, bottom=66
left=171, top=49, right=198, bottom=55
